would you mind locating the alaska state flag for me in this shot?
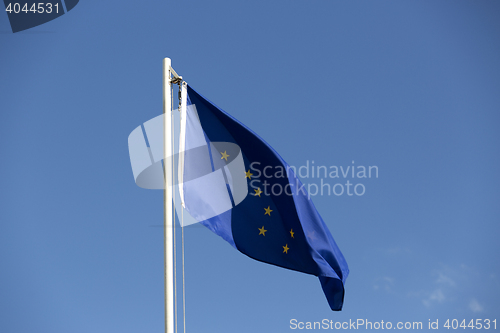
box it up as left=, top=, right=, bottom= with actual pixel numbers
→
left=179, top=85, right=349, bottom=310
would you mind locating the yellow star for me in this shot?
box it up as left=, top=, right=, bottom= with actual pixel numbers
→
left=220, top=151, right=229, bottom=161
left=245, top=170, right=253, bottom=179
left=283, top=244, right=289, bottom=254
left=254, top=188, right=262, bottom=197
left=258, top=226, right=267, bottom=236
left=290, top=229, right=294, bottom=238
left=264, top=206, right=273, bottom=216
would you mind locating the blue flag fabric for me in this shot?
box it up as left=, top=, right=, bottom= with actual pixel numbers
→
left=183, top=85, right=349, bottom=310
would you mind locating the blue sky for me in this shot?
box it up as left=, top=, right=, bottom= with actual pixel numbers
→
left=1, top=1, right=499, bottom=332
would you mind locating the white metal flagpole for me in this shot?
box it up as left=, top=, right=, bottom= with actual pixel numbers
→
left=163, top=57, right=174, bottom=333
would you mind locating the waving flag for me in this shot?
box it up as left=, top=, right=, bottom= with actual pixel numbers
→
left=179, top=85, right=349, bottom=310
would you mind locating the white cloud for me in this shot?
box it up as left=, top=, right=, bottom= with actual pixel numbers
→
left=413, top=264, right=493, bottom=311
left=373, top=276, right=395, bottom=293
left=436, top=272, right=456, bottom=287
left=422, top=288, right=445, bottom=307
left=469, top=299, right=483, bottom=313
left=420, top=267, right=455, bottom=307
left=383, top=276, right=394, bottom=284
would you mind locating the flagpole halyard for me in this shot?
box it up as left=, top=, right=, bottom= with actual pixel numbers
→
left=180, top=81, right=187, bottom=333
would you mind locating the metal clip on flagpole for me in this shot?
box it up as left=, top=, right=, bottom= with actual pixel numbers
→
left=163, top=58, right=182, bottom=333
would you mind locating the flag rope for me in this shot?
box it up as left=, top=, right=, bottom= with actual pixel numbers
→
left=179, top=82, right=187, bottom=333
left=171, top=83, right=178, bottom=333
left=182, top=200, right=186, bottom=333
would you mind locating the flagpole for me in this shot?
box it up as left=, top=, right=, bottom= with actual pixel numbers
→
left=163, top=57, right=174, bottom=333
